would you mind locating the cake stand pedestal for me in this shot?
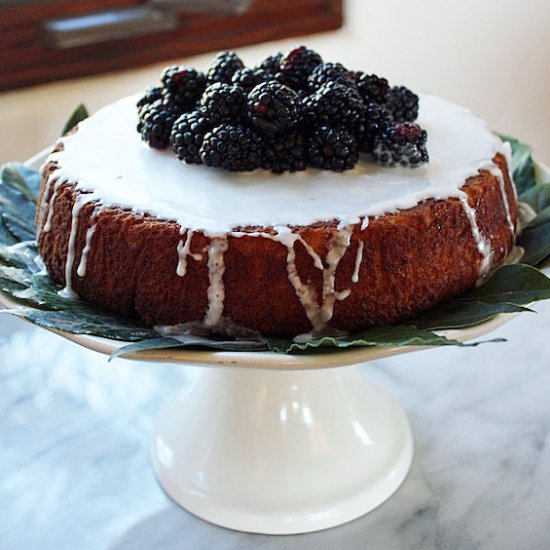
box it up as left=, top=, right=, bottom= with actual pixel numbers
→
left=151, top=363, right=412, bottom=534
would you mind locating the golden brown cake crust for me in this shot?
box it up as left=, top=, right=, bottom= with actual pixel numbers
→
left=36, top=154, right=517, bottom=336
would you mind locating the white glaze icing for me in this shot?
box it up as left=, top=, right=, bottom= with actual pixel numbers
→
left=458, top=193, right=493, bottom=277
left=42, top=179, right=62, bottom=233
left=39, top=92, right=516, bottom=333
left=59, top=195, right=90, bottom=298
left=77, top=208, right=98, bottom=278
left=204, top=236, right=228, bottom=328
left=234, top=225, right=352, bottom=333
left=176, top=229, right=202, bottom=278
left=352, top=241, right=364, bottom=284
left=45, top=93, right=508, bottom=234
left=490, top=165, right=515, bottom=235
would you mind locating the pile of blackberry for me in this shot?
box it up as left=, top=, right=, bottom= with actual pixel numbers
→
left=137, top=48, right=429, bottom=173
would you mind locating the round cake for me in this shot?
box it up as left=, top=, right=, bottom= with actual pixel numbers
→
left=36, top=93, right=517, bottom=338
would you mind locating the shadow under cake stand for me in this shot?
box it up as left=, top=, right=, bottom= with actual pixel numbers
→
left=0, top=288, right=518, bottom=534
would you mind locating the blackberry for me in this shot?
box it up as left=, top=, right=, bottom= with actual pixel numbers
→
left=137, top=99, right=181, bottom=149
left=137, top=85, right=163, bottom=111
left=231, top=68, right=270, bottom=91
left=279, top=46, right=323, bottom=89
left=258, top=52, right=282, bottom=75
left=387, top=86, right=419, bottom=122
left=356, top=73, right=390, bottom=105
left=161, top=66, right=206, bottom=110
left=372, top=122, right=429, bottom=168
left=200, top=83, right=246, bottom=125
left=263, top=131, right=306, bottom=173
left=307, top=126, right=358, bottom=172
left=307, top=62, right=353, bottom=92
left=247, top=81, right=301, bottom=135
left=206, top=51, right=244, bottom=85
left=170, top=111, right=212, bottom=164
left=302, top=81, right=365, bottom=127
left=357, top=102, right=393, bottom=153
left=200, top=124, right=263, bottom=172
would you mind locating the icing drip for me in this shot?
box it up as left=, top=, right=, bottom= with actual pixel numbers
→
left=459, top=194, right=493, bottom=277
left=59, top=195, right=89, bottom=298
left=204, top=236, right=229, bottom=328
left=42, top=179, right=62, bottom=233
left=320, top=227, right=352, bottom=322
left=352, top=241, right=364, bottom=284
left=77, top=208, right=98, bottom=278
left=502, top=141, right=518, bottom=202
left=176, top=228, right=202, bottom=277
left=36, top=177, right=54, bottom=235
left=268, top=226, right=352, bottom=333
left=490, top=165, right=515, bottom=236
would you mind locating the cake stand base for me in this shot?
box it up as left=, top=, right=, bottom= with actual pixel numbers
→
left=151, top=364, right=413, bottom=534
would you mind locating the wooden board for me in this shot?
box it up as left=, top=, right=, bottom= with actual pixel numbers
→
left=0, top=0, right=343, bottom=91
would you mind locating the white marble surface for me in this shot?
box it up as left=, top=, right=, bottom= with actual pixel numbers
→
left=1, top=300, right=550, bottom=549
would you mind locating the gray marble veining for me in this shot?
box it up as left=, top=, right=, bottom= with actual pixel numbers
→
left=1, top=302, right=550, bottom=549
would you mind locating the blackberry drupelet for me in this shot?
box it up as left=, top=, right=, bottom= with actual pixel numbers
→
left=356, top=73, right=390, bottom=105
left=307, top=125, right=358, bottom=172
left=307, top=62, right=354, bottom=92
left=387, top=86, right=419, bottom=122
left=263, top=131, right=306, bottom=173
left=137, top=85, right=163, bottom=111
left=161, top=66, right=206, bottom=110
left=170, top=111, right=212, bottom=164
left=137, top=99, right=181, bottom=149
left=302, top=81, right=365, bottom=127
left=232, top=68, right=270, bottom=91
left=206, top=51, right=244, bottom=85
left=247, top=81, right=301, bottom=135
left=357, top=102, right=394, bottom=153
left=279, top=46, right=323, bottom=89
left=258, top=52, right=283, bottom=75
left=200, top=124, right=263, bottom=172
left=372, top=122, right=429, bottom=168
left=200, top=83, right=246, bottom=125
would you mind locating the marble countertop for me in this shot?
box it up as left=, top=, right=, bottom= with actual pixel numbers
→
left=1, top=299, right=550, bottom=549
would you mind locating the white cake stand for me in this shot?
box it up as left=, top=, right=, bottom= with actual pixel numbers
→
left=0, top=288, right=519, bottom=534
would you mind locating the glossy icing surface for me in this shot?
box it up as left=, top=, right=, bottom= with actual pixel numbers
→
left=46, top=93, right=508, bottom=234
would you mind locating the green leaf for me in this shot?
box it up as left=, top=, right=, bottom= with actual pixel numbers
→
left=499, top=134, right=537, bottom=194
left=0, top=264, right=32, bottom=286
left=0, top=242, right=42, bottom=272
left=111, top=334, right=267, bottom=360
left=0, top=307, right=158, bottom=342
left=519, top=220, right=550, bottom=267
left=520, top=181, right=550, bottom=213
left=2, top=213, right=35, bottom=242
left=0, top=164, right=38, bottom=204
left=0, top=220, right=18, bottom=246
left=110, top=337, right=188, bottom=360
left=265, top=325, right=463, bottom=353
left=61, top=104, right=89, bottom=136
left=461, top=264, right=550, bottom=304
left=415, top=301, right=531, bottom=330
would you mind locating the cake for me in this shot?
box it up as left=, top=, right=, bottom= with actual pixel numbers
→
left=35, top=91, right=517, bottom=338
